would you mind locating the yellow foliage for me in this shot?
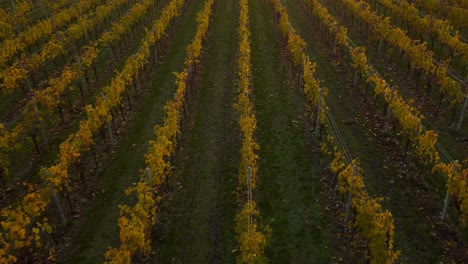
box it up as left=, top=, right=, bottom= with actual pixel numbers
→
left=415, top=130, right=439, bottom=164
left=106, top=0, right=214, bottom=260
left=340, top=0, right=463, bottom=104
left=234, top=1, right=270, bottom=263
left=235, top=202, right=270, bottom=264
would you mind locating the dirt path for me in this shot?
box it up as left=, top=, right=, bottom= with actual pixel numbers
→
left=155, top=0, right=240, bottom=263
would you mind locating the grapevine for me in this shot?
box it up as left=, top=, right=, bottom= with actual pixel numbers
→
left=0, top=0, right=156, bottom=191
left=0, top=0, right=129, bottom=94
left=338, top=0, right=464, bottom=107
left=270, top=0, right=400, bottom=261
left=304, top=0, right=468, bottom=227
left=0, top=0, right=185, bottom=261
left=234, top=0, right=270, bottom=262
left=0, top=0, right=103, bottom=68
left=368, top=0, right=468, bottom=65
left=104, top=0, right=214, bottom=261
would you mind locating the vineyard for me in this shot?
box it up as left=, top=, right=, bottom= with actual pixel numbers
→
left=0, top=0, right=466, bottom=263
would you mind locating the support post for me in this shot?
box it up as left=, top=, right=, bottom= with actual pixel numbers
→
left=385, top=90, right=394, bottom=132
left=378, top=37, right=383, bottom=54
left=145, top=167, right=152, bottom=187
left=333, top=26, right=339, bottom=53
left=315, top=88, right=322, bottom=139
left=101, top=93, right=114, bottom=143
left=106, top=117, right=113, bottom=143
left=344, top=164, right=357, bottom=224
left=133, top=75, right=141, bottom=96
left=154, top=45, right=159, bottom=63
left=50, top=14, right=70, bottom=62
left=247, top=165, right=252, bottom=230
left=298, top=51, right=304, bottom=90
left=456, top=95, right=467, bottom=132
left=16, top=58, right=32, bottom=91
left=333, top=36, right=338, bottom=54
left=34, top=99, right=48, bottom=145
left=10, top=0, right=21, bottom=35
left=353, top=69, right=359, bottom=87
left=108, top=45, right=116, bottom=61
left=76, top=55, right=87, bottom=90
left=441, top=160, right=458, bottom=221
left=247, top=165, right=252, bottom=203
left=45, top=170, right=66, bottom=226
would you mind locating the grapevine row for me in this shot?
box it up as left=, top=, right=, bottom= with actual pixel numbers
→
left=368, top=0, right=468, bottom=65
left=0, top=124, right=22, bottom=177
left=270, top=0, right=399, bottom=262
left=0, top=0, right=130, bottom=94
left=44, top=0, right=75, bottom=13
left=0, top=0, right=34, bottom=40
left=336, top=0, right=464, bottom=107
left=414, top=0, right=467, bottom=32
left=0, top=0, right=156, bottom=188
left=6, top=0, right=74, bottom=27
left=235, top=0, right=269, bottom=263
left=303, top=0, right=468, bottom=226
left=0, top=0, right=103, bottom=68
left=35, top=0, right=156, bottom=111
left=103, top=0, right=214, bottom=261
left=1, top=0, right=71, bottom=19
left=0, top=0, right=185, bottom=261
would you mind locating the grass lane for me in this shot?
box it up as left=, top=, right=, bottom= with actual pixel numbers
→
left=58, top=0, right=207, bottom=262
left=249, top=0, right=338, bottom=262
left=155, top=0, right=240, bottom=263
left=283, top=0, right=466, bottom=262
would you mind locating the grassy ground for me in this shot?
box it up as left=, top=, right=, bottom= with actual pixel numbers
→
left=21, top=0, right=465, bottom=262
left=249, top=0, right=339, bottom=262
left=319, top=0, right=467, bottom=158
left=58, top=0, right=206, bottom=262
left=368, top=0, right=467, bottom=78
left=0, top=0, right=146, bottom=205
left=283, top=0, right=467, bottom=262
left=0, top=0, right=135, bottom=121
left=155, top=0, right=240, bottom=262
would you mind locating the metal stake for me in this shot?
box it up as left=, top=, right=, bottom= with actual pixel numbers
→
left=441, top=160, right=458, bottom=220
